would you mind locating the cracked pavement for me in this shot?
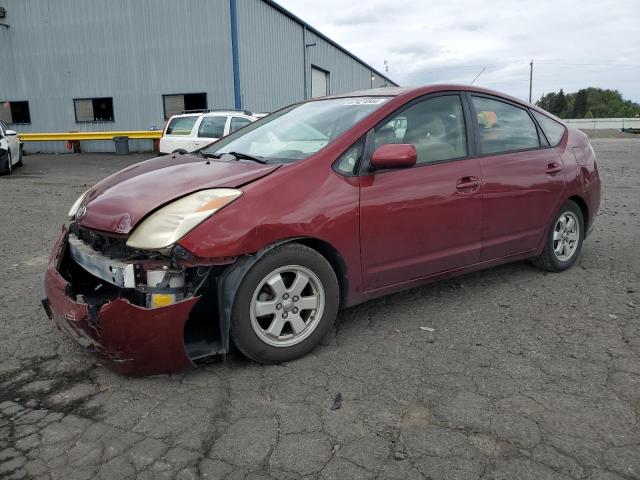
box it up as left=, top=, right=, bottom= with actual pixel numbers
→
left=0, top=138, right=639, bottom=479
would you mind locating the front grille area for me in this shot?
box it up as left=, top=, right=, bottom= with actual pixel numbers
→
left=71, top=224, right=136, bottom=259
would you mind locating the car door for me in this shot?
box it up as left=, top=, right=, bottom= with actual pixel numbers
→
left=359, top=93, right=483, bottom=291
left=162, top=116, right=199, bottom=153
left=0, top=121, right=15, bottom=161
left=468, top=94, right=565, bottom=261
left=194, top=116, right=227, bottom=150
left=0, top=122, right=5, bottom=156
left=5, top=124, right=20, bottom=160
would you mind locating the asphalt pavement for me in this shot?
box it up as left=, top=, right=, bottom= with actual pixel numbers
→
left=0, top=140, right=639, bottom=479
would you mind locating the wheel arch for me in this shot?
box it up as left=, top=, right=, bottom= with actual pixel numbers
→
left=568, top=195, right=589, bottom=229
left=209, top=236, right=349, bottom=358
left=282, top=237, right=349, bottom=309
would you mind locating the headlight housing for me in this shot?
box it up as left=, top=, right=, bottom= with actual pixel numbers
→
left=126, top=188, right=242, bottom=250
left=68, top=190, right=90, bottom=220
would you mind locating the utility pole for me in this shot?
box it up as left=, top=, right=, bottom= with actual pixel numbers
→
left=529, top=59, right=533, bottom=103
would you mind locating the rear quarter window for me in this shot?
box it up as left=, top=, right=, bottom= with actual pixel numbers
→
left=166, top=117, right=197, bottom=136
left=532, top=111, right=566, bottom=147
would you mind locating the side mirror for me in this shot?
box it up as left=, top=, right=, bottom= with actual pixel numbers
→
left=370, top=144, right=417, bottom=170
left=5, top=129, right=17, bottom=136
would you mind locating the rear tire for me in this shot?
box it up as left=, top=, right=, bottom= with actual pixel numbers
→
left=230, top=243, right=339, bottom=363
left=532, top=200, right=584, bottom=272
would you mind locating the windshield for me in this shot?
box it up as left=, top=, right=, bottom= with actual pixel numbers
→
left=202, top=97, right=390, bottom=162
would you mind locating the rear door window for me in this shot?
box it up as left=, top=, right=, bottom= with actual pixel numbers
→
left=230, top=116, right=252, bottom=133
left=198, top=116, right=227, bottom=138
left=166, top=117, right=197, bottom=136
left=532, top=110, right=566, bottom=146
left=471, top=96, right=540, bottom=154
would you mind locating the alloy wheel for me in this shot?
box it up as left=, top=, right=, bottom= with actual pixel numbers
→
left=250, top=265, right=325, bottom=348
left=553, top=211, right=580, bottom=262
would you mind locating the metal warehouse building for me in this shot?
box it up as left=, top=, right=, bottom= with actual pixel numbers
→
left=0, top=0, right=397, bottom=153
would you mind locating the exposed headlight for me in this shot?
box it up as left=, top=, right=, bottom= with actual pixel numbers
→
left=126, top=188, right=242, bottom=250
left=68, top=190, right=90, bottom=220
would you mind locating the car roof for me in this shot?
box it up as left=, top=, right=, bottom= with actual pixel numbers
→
left=169, top=111, right=255, bottom=120
left=202, top=111, right=254, bottom=117
left=322, top=84, right=533, bottom=108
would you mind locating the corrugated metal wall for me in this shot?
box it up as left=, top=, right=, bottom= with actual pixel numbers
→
left=0, top=0, right=397, bottom=153
left=236, top=0, right=394, bottom=112
left=305, top=30, right=390, bottom=95
left=1, top=0, right=235, bottom=153
left=237, top=0, right=305, bottom=113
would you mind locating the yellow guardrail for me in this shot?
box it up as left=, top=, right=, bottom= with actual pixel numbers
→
left=18, top=130, right=163, bottom=141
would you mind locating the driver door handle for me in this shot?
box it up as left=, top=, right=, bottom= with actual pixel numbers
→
left=456, top=176, right=481, bottom=193
left=545, top=162, right=562, bottom=174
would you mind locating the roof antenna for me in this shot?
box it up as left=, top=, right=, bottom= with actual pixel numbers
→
left=470, top=67, right=486, bottom=85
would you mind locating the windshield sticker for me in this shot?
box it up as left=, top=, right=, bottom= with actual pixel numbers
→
left=343, top=98, right=388, bottom=106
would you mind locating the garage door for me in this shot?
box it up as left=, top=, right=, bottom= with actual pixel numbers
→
left=311, top=67, right=329, bottom=98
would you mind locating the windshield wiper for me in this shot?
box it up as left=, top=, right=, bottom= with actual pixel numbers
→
left=225, top=151, right=267, bottom=164
left=193, top=150, right=221, bottom=159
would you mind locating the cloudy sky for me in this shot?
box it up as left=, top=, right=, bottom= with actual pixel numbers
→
left=277, top=0, right=640, bottom=103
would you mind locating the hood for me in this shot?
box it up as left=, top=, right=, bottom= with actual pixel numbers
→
left=77, top=154, right=280, bottom=234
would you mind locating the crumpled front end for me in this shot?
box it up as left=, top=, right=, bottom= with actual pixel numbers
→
left=42, top=226, right=227, bottom=376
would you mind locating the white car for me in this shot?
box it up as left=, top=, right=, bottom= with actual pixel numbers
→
left=159, top=110, right=262, bottom=154
left=0, top=121, right=22, bottom=175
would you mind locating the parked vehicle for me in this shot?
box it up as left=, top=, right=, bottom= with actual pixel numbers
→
left=159, top=110, right=261, bottom=154
left=43, top=85, right=600, bottom=375
left=0, top=121, right=23, bottom=175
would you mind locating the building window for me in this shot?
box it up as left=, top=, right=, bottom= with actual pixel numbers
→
left=0, top=101, right=31, bottom=124
left=74, top=98, right=114, bottom=122
left=163, top=93, right=207, bottom=119
left=311, top=66, right=330, bottom=98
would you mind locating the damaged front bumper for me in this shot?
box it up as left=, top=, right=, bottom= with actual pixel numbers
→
left=42, top=228, right=205, bottom=376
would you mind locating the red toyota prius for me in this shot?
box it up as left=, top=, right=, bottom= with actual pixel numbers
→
left=43, top=85, right=600, bottom=375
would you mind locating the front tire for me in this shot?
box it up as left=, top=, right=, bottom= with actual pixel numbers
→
left=230, top=243, right=339, bottom=363
left=532, top=200, right=584, bottom=272
left=0, top=150, right=12, bottom=175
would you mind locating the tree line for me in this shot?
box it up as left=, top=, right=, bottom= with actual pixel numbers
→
left=536, top=88, right=640, bottom=119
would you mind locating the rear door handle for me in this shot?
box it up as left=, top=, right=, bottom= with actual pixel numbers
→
left=545, top=162, right=562, bottom=174
left=456, top=176, right=480, bottom=192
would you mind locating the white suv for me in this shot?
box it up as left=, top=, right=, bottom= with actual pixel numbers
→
left=0, top=121, right=22, bottom=175
left=159, top=110, right=262, bottom=154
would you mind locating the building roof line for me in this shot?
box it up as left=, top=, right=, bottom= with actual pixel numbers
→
left=261, top=0, right=399, bottom=87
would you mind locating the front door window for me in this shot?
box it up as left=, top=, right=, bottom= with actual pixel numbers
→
left=373, top=95, right=467, bottom=164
